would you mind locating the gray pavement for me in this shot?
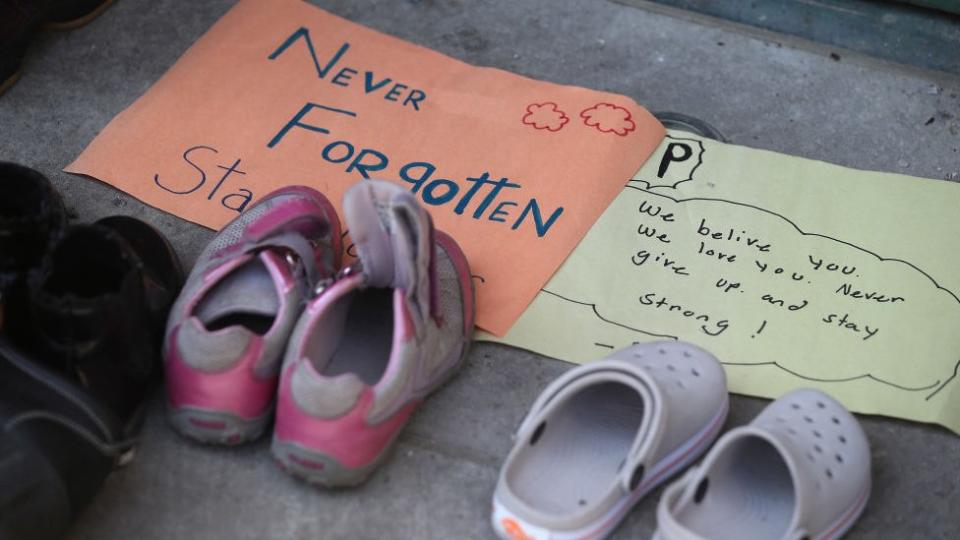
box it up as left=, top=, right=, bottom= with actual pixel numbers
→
left=1, top=0, right=958, bottom=538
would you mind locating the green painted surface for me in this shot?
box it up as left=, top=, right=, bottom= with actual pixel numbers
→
left=627, top=0, right=960, bottom=74
left=901, top=0, right=960, bottom=16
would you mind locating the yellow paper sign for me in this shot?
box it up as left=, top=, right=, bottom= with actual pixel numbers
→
left=486, top=131, right=960, bottom=434
left=65, top=0, right=664, bottom=336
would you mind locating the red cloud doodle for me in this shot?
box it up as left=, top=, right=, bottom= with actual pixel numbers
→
left=522, top=102, right=569, bottom=132
left=580, top=103, right=636, bottom=136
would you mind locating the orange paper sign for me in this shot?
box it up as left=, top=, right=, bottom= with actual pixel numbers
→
left=67, top=0, right=664, bottom=335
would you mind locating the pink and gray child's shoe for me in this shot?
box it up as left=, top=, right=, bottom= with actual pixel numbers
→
left=164, top=186, right=341, bottom=444
left=271, top=179, right=475, bottom=487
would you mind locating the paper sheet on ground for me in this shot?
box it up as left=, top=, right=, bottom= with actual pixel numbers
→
left=484, top=131, right=960, bottom=434
left=65, top=0, right=663, bottom=336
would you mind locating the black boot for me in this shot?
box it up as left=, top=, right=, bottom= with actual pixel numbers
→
left=0, top=0, right=118, bottom=95
left=28, top=218, right=182, bottom=415
left=45, top=0, right=117, bottom=30
left=1, top=210, right=182, bottom=539
left=0, top=161, right=66, bottom=339
left=0, top=1, right=46, bottom=95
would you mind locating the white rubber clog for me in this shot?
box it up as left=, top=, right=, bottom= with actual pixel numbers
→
left=491, top=341, right=728, bottom=540
left=655, top=388, right=871, bottom=540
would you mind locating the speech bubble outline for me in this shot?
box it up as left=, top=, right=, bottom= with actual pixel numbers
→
left=634, top=134, right=705, bottom=190
left=541, top=184, right=960, bottom=400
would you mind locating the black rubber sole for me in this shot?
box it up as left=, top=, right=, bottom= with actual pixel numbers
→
left=0, top=69, right=21, bottom=97
left=43, top=0, right=117, bottom=30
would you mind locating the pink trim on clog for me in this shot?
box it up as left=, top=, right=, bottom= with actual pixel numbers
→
left=819, top=483, right=871, bottom=540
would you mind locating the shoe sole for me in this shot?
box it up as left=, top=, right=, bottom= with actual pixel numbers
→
left=168, top=404, right=271, bottom=446
left=0, top=70, right=22, bottom=97
left=42, top=0, right=117, bottom=31
left=270, top=435, right=395, bottom=488
left=272, top=337, right=472, bottom=487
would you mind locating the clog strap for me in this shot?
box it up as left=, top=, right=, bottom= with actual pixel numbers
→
left=513, top=358, right=668, bottom=492
left=656, top=398, right=867, bottom=540
left=656, top=464, right=811, bottom=540
left=655, top=468, right=709, bottom=540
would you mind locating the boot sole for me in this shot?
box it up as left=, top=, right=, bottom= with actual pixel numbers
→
left=43, top=0, right=117, bottom=31
left=0, top=70, right=22, bottom=97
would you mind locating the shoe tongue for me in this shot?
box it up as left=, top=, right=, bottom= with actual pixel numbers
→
left=343, top=181, right=432, bottom=302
